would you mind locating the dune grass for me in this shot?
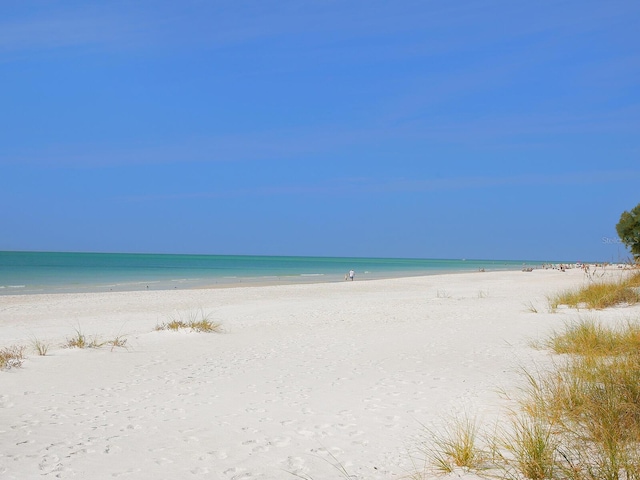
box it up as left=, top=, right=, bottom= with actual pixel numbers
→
left=0, top=345, right=26, bottom=370
left=492, top=413, right=558, bottom=480
left=64, top=327, right=128, bottom=350
left=421, top=415, right=485, bottom=474
left=31, top=337, right=50, bottom=356
left=105, top=335, right=128, bottom=351
left=64, top=327, right=104, bottom=349
left=549, top=271, right=640, bottom=310
left=155, top=309, right=222, bottom=333
left=525, top=301, right=540, bottom=313
left=546, top=318, right=640, bottom=357
left=422, top=317, right=640, bottom=480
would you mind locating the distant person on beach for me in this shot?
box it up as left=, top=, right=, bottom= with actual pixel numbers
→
left=349, top=270, right=355, bottom=281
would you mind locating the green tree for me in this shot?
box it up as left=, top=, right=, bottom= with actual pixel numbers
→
left=616, top=203, right=640, bottom=261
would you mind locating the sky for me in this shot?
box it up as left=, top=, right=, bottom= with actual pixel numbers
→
left=1, top=1, right=639, bottom=262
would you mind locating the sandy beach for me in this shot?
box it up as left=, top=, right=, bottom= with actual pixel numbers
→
left=2, top=267, right=638, bottom=479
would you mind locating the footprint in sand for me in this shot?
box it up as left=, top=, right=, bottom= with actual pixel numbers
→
left=268, top=436, right=291, bottom=447
left=223, top=467, right=248, bottom=478
left=38, top=454, right=62, bottom=473
left=190, top=466, right=210, bottom=475
left=209, top=449, right=228, bottom=460
left=279, top=457, right=307, bottom=477
left=112, top=468, right=142, bottom=477
left=311, top=446, right=344, bottom=457
left=336, top=423, right=357, bottom=431
left=104, top=444, right=122, bottom=454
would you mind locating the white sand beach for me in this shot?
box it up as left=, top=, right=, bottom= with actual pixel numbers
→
left=1, top=268, right=638, bottom=479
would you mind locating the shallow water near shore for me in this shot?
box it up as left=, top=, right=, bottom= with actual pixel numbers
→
left=0, top=251, right=546, bottom=295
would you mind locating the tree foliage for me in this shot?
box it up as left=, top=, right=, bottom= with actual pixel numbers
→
left=616, top=203, right=640, bottom=261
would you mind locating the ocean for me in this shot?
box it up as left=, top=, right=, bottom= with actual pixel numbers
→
left=0, top=251, right=543, bottom=295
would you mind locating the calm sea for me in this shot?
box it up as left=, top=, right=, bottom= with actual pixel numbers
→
left=0, top=251, right=543, bottom=295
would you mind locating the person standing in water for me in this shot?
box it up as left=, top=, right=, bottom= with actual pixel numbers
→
left=349, top=269, right=355, bottom=281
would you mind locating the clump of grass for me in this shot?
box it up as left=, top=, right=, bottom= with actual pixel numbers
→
left=64, top=327, right=103, bottom=349
left=0, top=345, right=26, bottom=370
left=436, top=289, right=452, bottom=299
left=63, top=327, right=127, bottom=351
left=492, top=413, right=558, bottom=480
left=525, top=301, right=539, bottom=313
left=156, top=319, right=187, bottom=331
left=626, top=270, right=640, bottom=288
left=546, top=318, right=640, bottom=357
left=155, top=309, right=222, bottom=333
left=105, top=335, right=128, bottom=351
left=188, top=318, right=222, bottom=333
left=549, top=271, right=640, bottom=310
left=31, top=337, right=50, bottom=356
left=420, top=317, right=640, bottom=480
left=422, top=415, right=485, bottom=474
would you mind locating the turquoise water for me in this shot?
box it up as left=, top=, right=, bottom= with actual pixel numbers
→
left=0, top=251, right=543, bottom=295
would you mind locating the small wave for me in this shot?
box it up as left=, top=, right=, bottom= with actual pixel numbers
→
left=114, top=280, right=162, bottom=287
left=300, top=273, right=324, bottom=277
left=8, top=285, right=26, bottom=289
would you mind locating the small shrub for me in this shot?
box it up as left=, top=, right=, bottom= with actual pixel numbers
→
left=0, top=345, right=26, bottom=370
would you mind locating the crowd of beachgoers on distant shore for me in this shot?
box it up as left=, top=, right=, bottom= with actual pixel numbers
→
left=538, top=262, right=636, bottom=273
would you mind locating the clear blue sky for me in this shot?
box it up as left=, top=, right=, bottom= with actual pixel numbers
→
left=1, top=1, right=639, bottom=262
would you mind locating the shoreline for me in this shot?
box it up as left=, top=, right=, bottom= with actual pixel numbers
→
left=0, top=251, right=555, bottom=296
left=1, top=264, right=545, bottom=297
left=2, top=267, right=637, bottom=479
